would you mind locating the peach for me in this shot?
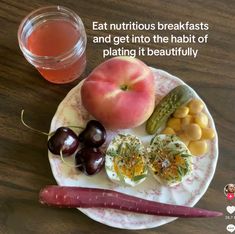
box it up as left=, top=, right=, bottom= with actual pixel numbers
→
left=81, top=56, right=155, bottom=129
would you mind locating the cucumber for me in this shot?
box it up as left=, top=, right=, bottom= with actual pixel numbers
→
left=146, top=85, right=193, bottom=135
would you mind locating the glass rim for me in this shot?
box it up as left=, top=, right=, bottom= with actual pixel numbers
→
left=17, top=5, right=87, bottom=63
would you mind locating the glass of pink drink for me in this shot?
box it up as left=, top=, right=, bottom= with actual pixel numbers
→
left=18, top=6, right=87, bottom=84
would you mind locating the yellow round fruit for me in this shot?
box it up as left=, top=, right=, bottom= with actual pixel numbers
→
left=194, top=112, right=208, bottom=128
left=184, top=123, right=202, bottom=140
left=181, top=115, right=193, bottom=129
left=173, top=106, right=189, bottom=118
left=201, top=128, right=215, bottom=140
left=188, top=99, right=204, bottom=114
left=188, top=140, right=208, bottom=156
left=178, top=133, right=190, bottom=146
left=167, top=118, right=181, bottom=132
left=161, top=127, right=176, bottom=135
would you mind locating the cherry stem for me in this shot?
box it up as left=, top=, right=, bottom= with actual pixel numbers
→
left=21, top=109, right=84, bottom=137
left=60, top=149, right=81, bottom=168
left=21, top=110, right=49, bottom=136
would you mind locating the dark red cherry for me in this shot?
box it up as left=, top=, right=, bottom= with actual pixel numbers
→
left=48, top=127, right=79, bottom=156
left=78, top=120, right=106, bottom=147
left=75, top=147, right=105, bottom=175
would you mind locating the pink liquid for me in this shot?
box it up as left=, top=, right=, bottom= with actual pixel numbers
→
left=27, top=20, right=86, bottom=84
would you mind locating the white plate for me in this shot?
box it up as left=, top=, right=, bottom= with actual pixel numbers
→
left=48, top=68, right=218, bottom=230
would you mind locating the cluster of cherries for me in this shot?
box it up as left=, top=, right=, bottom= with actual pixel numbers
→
left=48, top=120, right=106, bottom=175
left=21, top=110, right=106, bottom=175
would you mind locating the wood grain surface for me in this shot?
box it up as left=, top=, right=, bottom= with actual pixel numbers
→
left=0, top=0, right=234, bottom=233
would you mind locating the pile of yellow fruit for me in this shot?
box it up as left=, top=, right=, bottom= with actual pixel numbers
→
left=161, top=99, right=215, bottom=156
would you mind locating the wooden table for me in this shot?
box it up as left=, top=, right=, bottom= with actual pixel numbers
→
left=0, top=0, right=234, bottom=233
